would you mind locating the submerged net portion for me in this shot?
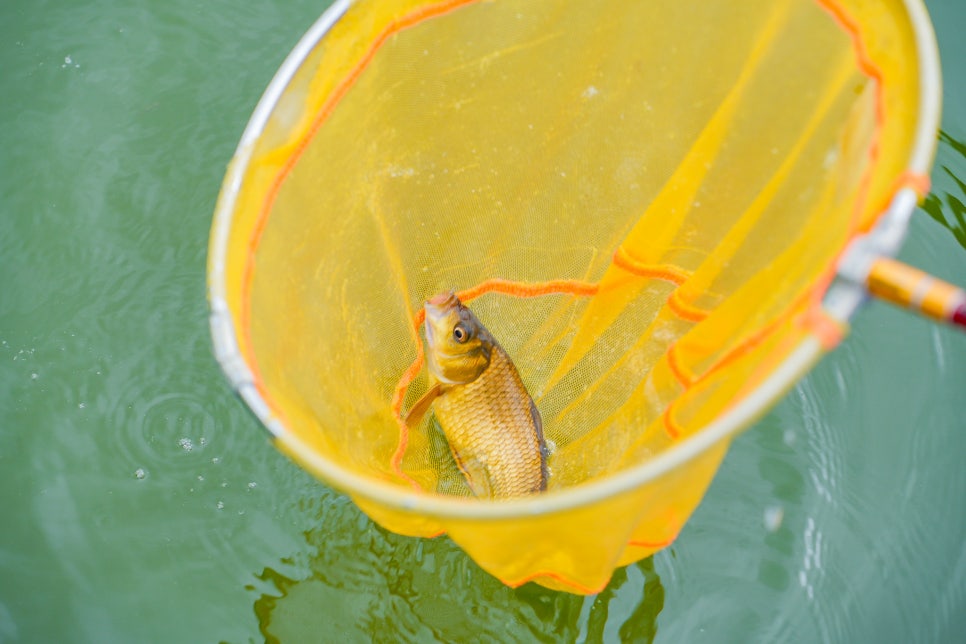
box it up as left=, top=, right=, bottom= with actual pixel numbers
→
left=212, top=0, right=931, bottom=592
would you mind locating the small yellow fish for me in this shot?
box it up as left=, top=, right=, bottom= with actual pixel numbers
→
left=406, top=291, right=548, bottom=498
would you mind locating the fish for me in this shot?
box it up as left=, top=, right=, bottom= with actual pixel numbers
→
left=405, top=291, right=548, bottom=498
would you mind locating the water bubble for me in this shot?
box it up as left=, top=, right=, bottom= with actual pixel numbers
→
left=197, top=475, right=204, bottom=482
left=199, top=437, right=208, bottom=447
left=211, top=456, right=220, bottom=465
left=764, top=505, right=784, bottom=532
left=247, top=481, right=257, bottom=490
left=30, top=373, right=38, bottom=380
left=215, top=501, right=224, bottom=510
left=178, top=437, right=193, bottom=452
left=78, top=402, right=86, bottom=409
left=134, top=468, right=146, bottom=480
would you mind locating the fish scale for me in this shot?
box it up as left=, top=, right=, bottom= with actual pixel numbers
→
left=433, top=345, right=547, bottom=498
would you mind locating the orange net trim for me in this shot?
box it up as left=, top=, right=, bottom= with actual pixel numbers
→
left=232, top=0, right=933, bottom=591
left=813, top=1, right=931, bottom=235
left=667, top=291, right=710, bottom=323
left=661, top=405, right=683, bottom=440
left=239, top=0, right=916, bottom=478
left=504, top=531, right=679, bottom=593
left=612, top=246, right=690, bottom=284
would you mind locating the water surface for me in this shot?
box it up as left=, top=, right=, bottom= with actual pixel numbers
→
left=1, top=0, right=964, bottom=641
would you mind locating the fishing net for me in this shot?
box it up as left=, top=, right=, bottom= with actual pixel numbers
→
left=208, top=0, right=940, bottom=592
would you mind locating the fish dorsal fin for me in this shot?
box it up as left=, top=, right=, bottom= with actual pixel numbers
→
left=404, top=383, right=443, bottom=430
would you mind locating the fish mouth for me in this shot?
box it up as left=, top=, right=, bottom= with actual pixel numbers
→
left=425, top=290, right=459, bottom=324
left=426, top=290, right=458, bottom=310
left=428, top=291, right=456, bottom=307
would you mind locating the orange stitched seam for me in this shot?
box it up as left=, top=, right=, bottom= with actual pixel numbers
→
left=502, top=569, right=609, bottom=594
left=659, top=283, right=818, bottom=438
left=813, top=0, right=886, bottom=235
left=657, top=0, right=885, bottom=438
left=667, top=290, right=710, bottom=322
left=655, top=0, right=888, bottom=438
left=457, top=277, right=599, bottom=303
left=661, top=404, right=682, bottom=439
left=627, top=533, right=678, bottom=549
left=612, top=247, right=711, bottom=323
left=612, top=246, right=690, bottom=284
left=504, top=532, right=677, bottom=591
left=665, top=343, right=694, bottom=388
left=390, top=345, right=427, bottom=490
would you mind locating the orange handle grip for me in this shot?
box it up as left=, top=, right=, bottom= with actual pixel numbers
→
left=867, top=258, right=966, bottom=329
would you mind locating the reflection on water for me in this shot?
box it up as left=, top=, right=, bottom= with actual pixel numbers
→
left=253, top=501, right=666, bottom=643
left=576, top=560, right=664, bottom=643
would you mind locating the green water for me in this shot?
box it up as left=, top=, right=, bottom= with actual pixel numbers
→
left=1, top=0, right=964, bottom=641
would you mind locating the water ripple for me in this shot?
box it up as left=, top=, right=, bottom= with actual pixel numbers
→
left=3, top=0, right=965, bottom=641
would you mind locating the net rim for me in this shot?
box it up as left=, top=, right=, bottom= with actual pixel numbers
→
left=824, top=0, right=942, bottom=321
left=207, top=0, right=942, bottom=519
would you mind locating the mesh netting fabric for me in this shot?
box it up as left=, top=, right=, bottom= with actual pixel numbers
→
left=210, top=0, right=933, bottom=591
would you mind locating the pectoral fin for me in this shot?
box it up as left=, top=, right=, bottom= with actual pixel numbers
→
left=530, top=399, right=549, bottom=491
left=404, top=383, right=443, bottom=430
left=452, top=449, right=493, bottom=499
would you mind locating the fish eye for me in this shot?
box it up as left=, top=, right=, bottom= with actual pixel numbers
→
left=453, top=324, right=470, bottom=343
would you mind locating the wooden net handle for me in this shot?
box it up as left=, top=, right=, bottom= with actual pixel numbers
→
left=867, top=257, right=966, bottom=329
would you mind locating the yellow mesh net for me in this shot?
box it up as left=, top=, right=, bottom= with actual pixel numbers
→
left=208, top=0, right=938, bottom=592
